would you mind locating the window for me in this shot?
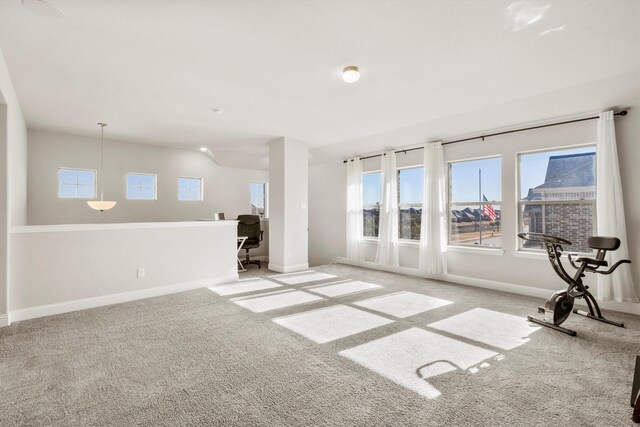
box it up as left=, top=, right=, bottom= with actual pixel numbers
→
left=397, top=167, right=424, bottom=240
left=58, top=168, right=96, bottom=199
left=362, top=172, right=382, bottom=237
left=250, top=182, right=268, bottom=218
left=178, top=177, right=203, bottom=201
left=126, top=173, right=156, bottom=200
left=518, top=146, right=596, bottom=252
left=449, top=157, right=502, bottom=247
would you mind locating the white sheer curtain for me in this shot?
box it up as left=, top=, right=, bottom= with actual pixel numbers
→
left=596, top=111, right=637, bottom=302
left=346, top=158, right=364, bottom=262
left=376, top=151, right=399, bottom=267
left=419, top=142, right=447, bottom=275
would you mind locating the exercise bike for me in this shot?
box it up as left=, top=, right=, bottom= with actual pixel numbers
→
left=517, top=232, right=631, bottom=337
left=631, top=356, right=640, bottom=423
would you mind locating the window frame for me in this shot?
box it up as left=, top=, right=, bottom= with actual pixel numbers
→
left=178, top=176, right=204, bottom=202
left=250, top=182, right=269, bottom=219
left=57, top=167, right=96, bottom=199
left=516, top=143, right=597, bottom=254
left=447, top=155, right=502, bottom=249
left=397, top=165, right=424, bottom=242
left=362, top=169, right=382, bottom=240
left=126, top=172, right=157, bottom=201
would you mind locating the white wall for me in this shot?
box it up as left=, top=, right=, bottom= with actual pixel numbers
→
left=27, top=128, right=271, bottom=258
left=0, top=49, right=28, bottom=325
left=0, top=104, right=6, bottom=323
left=27, top=129, right=221, bottom=224
left=10, top=221, right=238, bottom=320
left=215, top=165, right=269, bottom=258
left=308, top=100, right=640, bottom=297
left=309, top=161, right=345, bottom=267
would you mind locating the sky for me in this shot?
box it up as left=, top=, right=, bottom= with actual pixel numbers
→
left=362, top=146, right=595, bottom=206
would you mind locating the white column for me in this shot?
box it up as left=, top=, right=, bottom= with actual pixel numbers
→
left=268, top=137, right=308, bottom=273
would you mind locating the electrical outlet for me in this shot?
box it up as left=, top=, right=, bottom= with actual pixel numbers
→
left=137, top=268, right=145, bottom=278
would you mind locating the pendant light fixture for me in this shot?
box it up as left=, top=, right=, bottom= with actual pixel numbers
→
left=87, top=123, right=117, bottom=211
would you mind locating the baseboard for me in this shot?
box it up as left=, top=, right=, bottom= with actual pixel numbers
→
left=0, top=314, right=8, bottom=328
left=8, top=273, right=238, bottom=324
left=444, top=273, right=551, bottom=300
left=267, top=262, right=310, bottom=273
left=336, top=258, right=640, bottom=316
left=336, top=258, right=445, bottom=281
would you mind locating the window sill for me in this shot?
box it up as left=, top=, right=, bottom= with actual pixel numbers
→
left=513, top=250, right=593, bottom=260
left=361, top=239, right=420, bottom=247
left=513, top=250, right=549, bottom=260
left=447, top=245, right=504, bottom=256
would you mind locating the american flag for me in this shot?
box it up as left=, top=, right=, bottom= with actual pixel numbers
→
left=482, top=195, right=497, bottom=221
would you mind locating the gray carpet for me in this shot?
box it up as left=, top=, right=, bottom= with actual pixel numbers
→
left=1, top=264, right=639, bottom=426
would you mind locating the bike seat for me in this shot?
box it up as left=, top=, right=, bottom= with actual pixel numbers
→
left=575, top=257, right=608, bottom=267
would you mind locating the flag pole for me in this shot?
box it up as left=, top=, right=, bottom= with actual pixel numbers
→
left=479, top=168, right=482, bottom=245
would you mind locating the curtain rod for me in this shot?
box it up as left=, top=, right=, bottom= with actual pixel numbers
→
left=343, top=110, right=628, bottom=163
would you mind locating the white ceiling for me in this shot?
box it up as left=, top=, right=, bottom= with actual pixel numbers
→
left=0, top=0, right=638, bottom=165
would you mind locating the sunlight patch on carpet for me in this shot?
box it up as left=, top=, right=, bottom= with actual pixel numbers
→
left=233, top=290, right=323, bottom=313
left=268, top=270, right=315, bottom=278
left=354, top=292, right=453, bottom=318
left=427, top=307, right=540, bottom=350
left=273, top=305, right=393, bottom=344
left=339, top=328, right=498, bottom=399
left=208, top=279, right=281, bottom=296
left=273, top=272, right=338, bottom=285
left=309, top=281, right=382, bottom=297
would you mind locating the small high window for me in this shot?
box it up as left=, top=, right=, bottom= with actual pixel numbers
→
left=126, top=173, right=157, bottom=200
left=58, top=168, right=96, bottom=199
left=178, top=177, right=203, bottom=201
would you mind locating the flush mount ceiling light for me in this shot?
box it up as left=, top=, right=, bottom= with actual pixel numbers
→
left=22, top=0, right=64, bottom=20
left=342, top=66, right=360, bottom=83
left=210, top=107, right=223, bottom=114
left=87, top=123, right=117, bottom=212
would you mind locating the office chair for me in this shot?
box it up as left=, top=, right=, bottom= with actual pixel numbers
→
left=237, top=214, right=264, bottom=269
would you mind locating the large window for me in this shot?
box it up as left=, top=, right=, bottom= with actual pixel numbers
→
left=397, top=167, right=424, bottom=240
left=126, top=173, right=156, bottom=200
left=178, top=177, right=203, bottom=201
left=58, top=168, right=96, bottom=199
left=449, top=157, right=502, bottom=247
left=363, top=172, right=382, bottom=237
left=250, top=182, right=268, bottom=218
left=518, top=146, right=596, bottom=252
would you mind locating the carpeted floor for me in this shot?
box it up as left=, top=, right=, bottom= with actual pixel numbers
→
left=1, top=264, right=639, bottom=426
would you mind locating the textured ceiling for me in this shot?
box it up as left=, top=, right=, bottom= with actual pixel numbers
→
left=0, top=0, right=638, bottom=165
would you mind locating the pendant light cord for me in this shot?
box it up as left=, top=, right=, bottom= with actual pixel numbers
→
left=98, top=122, right=107, bottom=201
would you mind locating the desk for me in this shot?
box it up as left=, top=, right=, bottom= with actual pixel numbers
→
left=237, top=236, right=248, bottom=272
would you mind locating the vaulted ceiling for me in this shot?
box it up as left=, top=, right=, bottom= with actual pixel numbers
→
left=0, top=0, right=638, bottom=165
